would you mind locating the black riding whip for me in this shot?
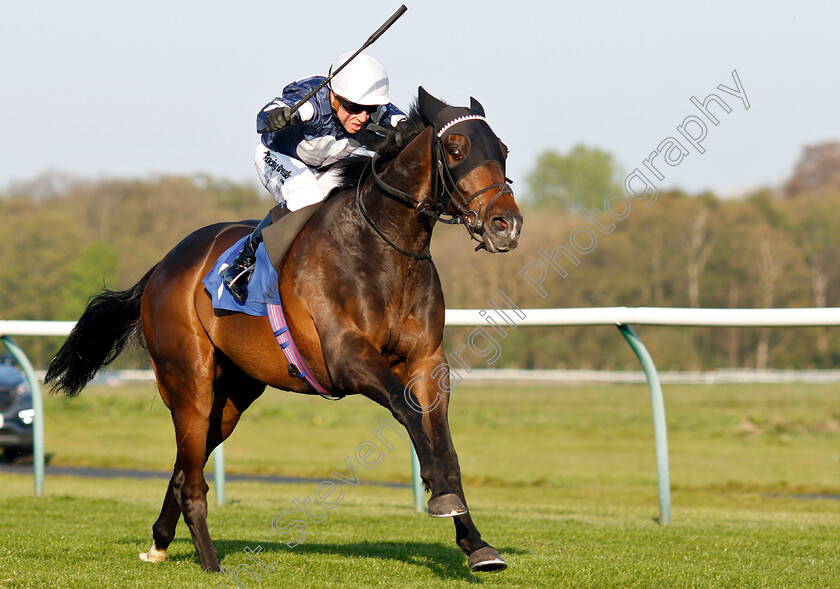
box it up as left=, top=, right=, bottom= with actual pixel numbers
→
left=287, top=4, right=408, bottom=117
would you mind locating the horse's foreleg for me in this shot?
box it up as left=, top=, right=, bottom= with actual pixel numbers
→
left=434, top=417, right=507, bottom=572
left=322, top=333, right=457, bottom=508
left=406, top=356, right=508, bottom=572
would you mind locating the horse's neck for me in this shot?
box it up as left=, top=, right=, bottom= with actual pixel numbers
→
left=361, top=128, right=435, bottom=259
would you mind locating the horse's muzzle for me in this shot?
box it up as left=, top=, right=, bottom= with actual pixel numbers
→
left=481, top=212, right=522, bottom=253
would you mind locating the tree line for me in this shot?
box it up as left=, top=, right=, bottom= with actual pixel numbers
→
left=2, top=142, right=839, bottom=371
left=435, top=141, right=840, bottom=371
left=0, top=174, right=267, bottom=367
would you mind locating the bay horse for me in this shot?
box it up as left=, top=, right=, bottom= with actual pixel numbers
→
left=45, top=87, right=522, bottom=573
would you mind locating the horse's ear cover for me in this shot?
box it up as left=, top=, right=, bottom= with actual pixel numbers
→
left=418, top=86, right=447, bottom=125
left=469, top=97, right=485, bottom=117
left=418, top=86, right=506, bottom=178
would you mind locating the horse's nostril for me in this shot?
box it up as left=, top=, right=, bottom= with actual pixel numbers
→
left=492, top=217, right=510, bottom=232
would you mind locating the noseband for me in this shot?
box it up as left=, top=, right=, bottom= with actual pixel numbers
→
left=359, top=115, right=512, bottom=260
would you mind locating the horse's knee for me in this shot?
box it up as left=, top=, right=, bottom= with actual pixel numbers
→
left=418, top=459, right=449, bottom=492
left=445, top=463, right=462, bottom=486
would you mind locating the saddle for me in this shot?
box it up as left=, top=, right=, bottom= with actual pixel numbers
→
left=203, top=202, right=321, bottom=316
left=202, top=201, right=339, bottom=399
left=261, top=201, right=322, bottom=272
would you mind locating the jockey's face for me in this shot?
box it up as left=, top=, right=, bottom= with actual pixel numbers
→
left=330, top=91, right=376, bottom=134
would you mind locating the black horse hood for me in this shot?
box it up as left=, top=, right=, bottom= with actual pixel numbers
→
left=418, top=86, right=506, bottom=178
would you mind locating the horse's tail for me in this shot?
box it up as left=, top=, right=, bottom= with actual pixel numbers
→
left=45, top=264, right=159, bottom=397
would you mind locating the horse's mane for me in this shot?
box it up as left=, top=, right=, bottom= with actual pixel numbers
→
left=336, top=100, right=427, bottom=189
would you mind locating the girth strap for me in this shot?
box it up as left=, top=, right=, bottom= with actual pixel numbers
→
left=266, top=303, right=342, bottom=400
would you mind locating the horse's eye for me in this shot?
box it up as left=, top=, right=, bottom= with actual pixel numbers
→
left=449, top=148, right=464, bottom=161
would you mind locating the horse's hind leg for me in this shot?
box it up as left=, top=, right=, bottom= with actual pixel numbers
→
left=139, top=358, right=217, bottom=569
left=140, top=406, right=219, bottom=566
left=139, top=479, right=179, bottom=563
left=140, top=354, right=264, bottom=570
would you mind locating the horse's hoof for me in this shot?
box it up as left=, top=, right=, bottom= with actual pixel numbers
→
left=468, top=546, right=508, bottom=572
left=138, top=543, right=167, bottom=563
left=427, top=493, right=468, bottom=518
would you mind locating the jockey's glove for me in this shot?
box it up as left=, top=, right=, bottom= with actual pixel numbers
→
left=365, top=121, right=413, bottom=151
left=266, top=106, right=298, bottom=132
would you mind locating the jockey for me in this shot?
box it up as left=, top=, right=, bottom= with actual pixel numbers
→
left=222, top=51, right=407, bottom=303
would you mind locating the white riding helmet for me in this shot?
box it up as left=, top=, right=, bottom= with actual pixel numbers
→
left=329, top=51, right=390, bottom=106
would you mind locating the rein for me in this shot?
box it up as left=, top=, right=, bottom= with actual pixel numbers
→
left=370, top=153, right=463, bottom=225
left=357, top=160, right=433, bottom=261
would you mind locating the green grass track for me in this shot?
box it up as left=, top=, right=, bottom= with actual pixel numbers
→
left=1, top=382, right=839, bottom=587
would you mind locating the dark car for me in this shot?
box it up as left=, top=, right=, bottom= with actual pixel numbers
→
left=0, top=354, right=34, bottom=461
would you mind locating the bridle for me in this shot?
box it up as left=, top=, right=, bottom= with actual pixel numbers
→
left=357, top=115, right=513, bottom=261
left=430, top=128, right=513, bottom=241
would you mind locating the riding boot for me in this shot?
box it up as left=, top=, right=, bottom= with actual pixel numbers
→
left=221, top=211, right=277, bottom=303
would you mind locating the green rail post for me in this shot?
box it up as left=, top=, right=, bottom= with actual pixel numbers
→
left=410, top=446, right=424, bottom=513
left=0, top=335, right=45, bottom=497
left=618, top=324, right=671, bottom=525
left=212, top=444, right=225, bottom=505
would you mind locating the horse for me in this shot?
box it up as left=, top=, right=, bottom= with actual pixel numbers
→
left=45, top=87, right=523, bottom=574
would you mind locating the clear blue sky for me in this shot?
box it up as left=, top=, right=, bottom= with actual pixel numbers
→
left=2, top=1, right=837, bottom=197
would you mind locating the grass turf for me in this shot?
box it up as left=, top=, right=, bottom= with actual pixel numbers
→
left=1, top=382, right=839, bottom=587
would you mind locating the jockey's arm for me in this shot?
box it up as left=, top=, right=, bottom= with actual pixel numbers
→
left=257, top=98, right=317, bottom=134
left=372, top=103, right=407, bottom=129
left=257, top=77, right=326, bottom=135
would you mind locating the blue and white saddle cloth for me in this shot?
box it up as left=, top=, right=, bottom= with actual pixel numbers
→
left=203, top=237, right=281, bottom=316
left=203, top=237, right=338, bottom=399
